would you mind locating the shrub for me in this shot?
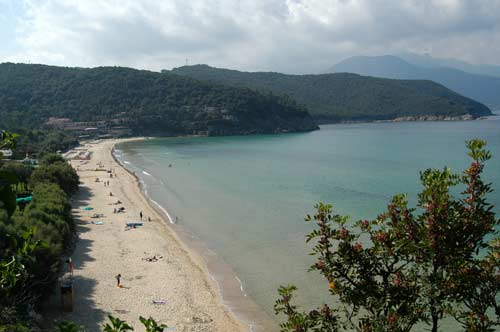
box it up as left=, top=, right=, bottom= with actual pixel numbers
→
left=276, top=139, right=500, bottom=332
left=30, top=162, right=79, bottom=196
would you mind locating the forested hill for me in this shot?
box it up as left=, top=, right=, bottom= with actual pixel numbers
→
left=171, top=65, right=492, bottom=122
left=330, top=55, right=500, bottom=108
left=0, top=63, right=318, bottom=136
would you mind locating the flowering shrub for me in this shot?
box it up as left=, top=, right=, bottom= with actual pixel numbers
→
left=275, top=139, right=500, bottom=332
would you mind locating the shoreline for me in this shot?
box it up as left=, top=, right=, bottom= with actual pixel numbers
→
left=113, top=139, right=278, bottom=332
left=47, top=138, right=250, bottom=332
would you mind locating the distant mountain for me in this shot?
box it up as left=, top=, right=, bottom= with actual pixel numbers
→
left=0, top=63, right=318, bottom=136
left=329, top=55, right=500, bottom=108
left=398, top=52, right=500, bottom=78
left=172, top=64, right=492, bottom=122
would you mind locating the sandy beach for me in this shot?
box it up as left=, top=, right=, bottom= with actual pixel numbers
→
left=48, top=138, right=248, bottom=332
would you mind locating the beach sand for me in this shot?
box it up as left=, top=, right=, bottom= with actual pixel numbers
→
left=46, top=139, right=248, bottom=332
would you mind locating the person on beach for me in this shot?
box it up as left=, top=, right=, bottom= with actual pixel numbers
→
left=140, top=211, right=143, bottom=220
left=116, top=274, right=122, bottom=288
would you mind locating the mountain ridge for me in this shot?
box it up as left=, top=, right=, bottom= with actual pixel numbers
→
left=171, top=64, right=492, bottom=122
left=398, top=52, right=500, bottom=78
left=329, top=55, right=500, bottom=108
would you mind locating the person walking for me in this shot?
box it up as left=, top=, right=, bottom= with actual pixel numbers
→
left=115, top=274, right=122, bottom=288
left=140, top=211, right=143, bottom=220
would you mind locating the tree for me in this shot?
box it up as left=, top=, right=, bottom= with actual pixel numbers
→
left=40, top=153, right=66, bottom=166
left=30, top=161, right=79, bottom=196
left=276, top=139, right=500, bottom=332
left=0, top=131, right=19, bottom=217
left=0, top=228, right=46, bottom=307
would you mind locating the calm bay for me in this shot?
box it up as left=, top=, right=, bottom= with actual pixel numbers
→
left=116, top=117, right=500, bottom=329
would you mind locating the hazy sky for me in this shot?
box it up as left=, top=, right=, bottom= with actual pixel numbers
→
left=1, top=0, right=499, bottom=73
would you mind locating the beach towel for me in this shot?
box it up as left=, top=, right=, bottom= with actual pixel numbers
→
left=94, top=221, right=105, bottom=225
left=126, top=222, right=144, bottom=227
left=83, top=207, right=94, bottom=211
left=152, top=300, right=166, bottom=305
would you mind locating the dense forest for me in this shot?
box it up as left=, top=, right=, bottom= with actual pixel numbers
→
left=171, top=65, right=493, bottom=122
left=0, top=63, right=317, bottom=136
left=1, top=130, right=80, bottom=332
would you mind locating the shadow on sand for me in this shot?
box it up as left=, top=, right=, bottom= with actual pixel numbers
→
left=41, top=184, right=108, bottom=332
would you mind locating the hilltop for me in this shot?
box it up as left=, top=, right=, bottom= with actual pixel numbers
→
left=0, top=63, right=318, bottom=136
left=171, top=65, right=492, bottom=123
left=329, top=55, right=500, bottom=108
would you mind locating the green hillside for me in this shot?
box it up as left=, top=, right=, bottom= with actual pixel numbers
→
left=171, top=65, right=492, bottom=122
left=0, top=63, right=318, bottom=136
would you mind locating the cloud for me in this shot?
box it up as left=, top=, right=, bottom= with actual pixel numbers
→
left=2, top=0, right=500, bottom=73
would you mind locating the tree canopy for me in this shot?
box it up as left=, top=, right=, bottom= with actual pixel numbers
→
left=0, top=63, right=317, bottom=136
left=172, top=65, right=492, bottom=122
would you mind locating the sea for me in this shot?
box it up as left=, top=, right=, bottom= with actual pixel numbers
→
left=114, top=116, right=500, bottom=331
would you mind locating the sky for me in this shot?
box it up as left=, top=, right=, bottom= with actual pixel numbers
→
left=0, top=0, right=499, bottom=74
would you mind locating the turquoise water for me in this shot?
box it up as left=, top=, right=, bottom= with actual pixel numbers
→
left=116, top=118, right=500, bottom=327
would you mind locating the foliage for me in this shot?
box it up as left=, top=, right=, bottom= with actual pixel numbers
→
left=0, top=131, right=19, bottom=217
left=9, top=182, right=75, bottom=300
left=0, top=63, right=317, bottom=136
left=103, top=316, right=134, bottom=332
left=1, top=162, right=33, bottom=186
left=172, top=65, right=492, bottom=122
left=40, top=153, right=66, bottom=166
left=0, top=228, right=46, bottom=307
left=276, top=139, right=500, bottom=332
left=56, top=321, right=84, bottom=332
left=103, top=315, right=167, bottom=332
left=9, top=128, right=78, bottom=160
left=0, top=322, right=31, bottom=332
left=275, top=285, right=338, bottom=332
left=30, top=160, right=79, bottom=196
left=0, top=131, right=79, bottom=332
left=139, top=316, right=168, bottom=332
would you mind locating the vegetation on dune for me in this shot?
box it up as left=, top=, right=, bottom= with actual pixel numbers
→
left=0, top=132, right=79, bottom=332
left=275, top=139, right=500, bottom=332
left=30, top=154, right=79, bottom=196
left=9, top=129, right=79, bottom=160
left=171, top=65, right=492, bottom=122
left=0, top=63, right=317, bottom=136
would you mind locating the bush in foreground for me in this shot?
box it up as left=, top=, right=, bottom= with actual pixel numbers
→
left=276, top=139, right=500, bottom=332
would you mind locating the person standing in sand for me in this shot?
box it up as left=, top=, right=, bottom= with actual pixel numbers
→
left=116, top=274, right=122, bottom=288
left=140, top=211, right=143, bottom=220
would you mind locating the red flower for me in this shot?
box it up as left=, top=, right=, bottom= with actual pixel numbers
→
left=339, top=227, right=350, bottom=239
left=375, top=232, right=386, bottom=242
left=354, top=242, right=363, bottom=253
